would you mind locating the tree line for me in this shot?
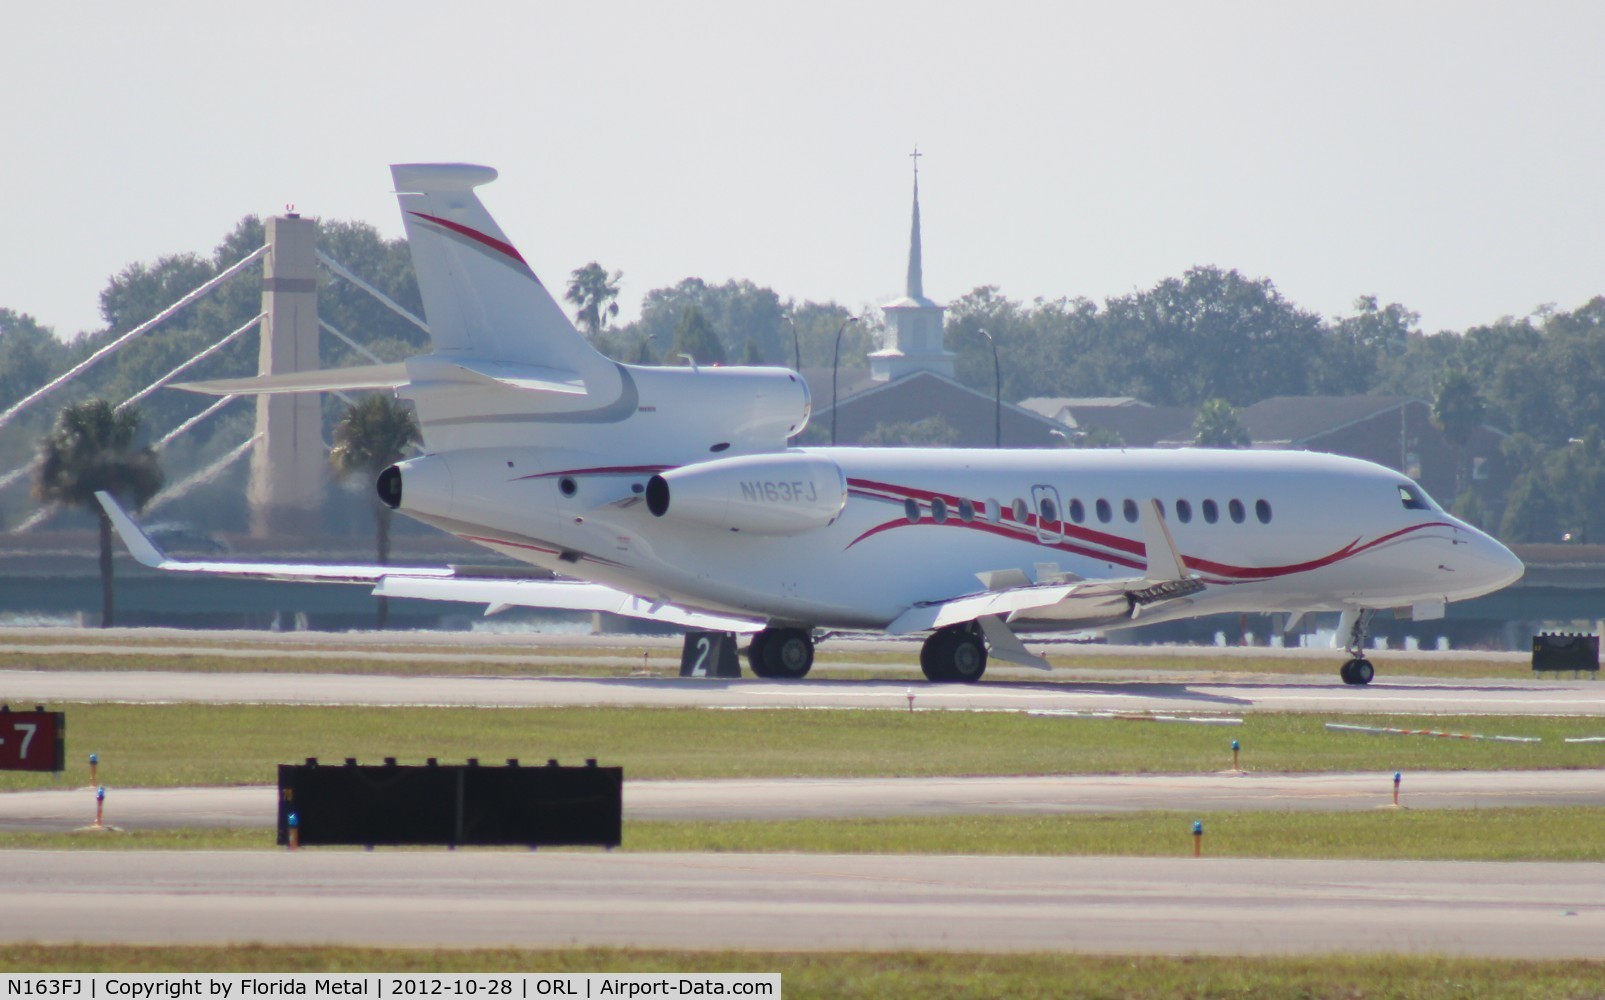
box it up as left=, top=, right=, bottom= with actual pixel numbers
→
left=5, top=213, right=1604, bottom=543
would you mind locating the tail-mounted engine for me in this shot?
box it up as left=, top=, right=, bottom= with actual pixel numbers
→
left=645, top=453, right=846, bottom=535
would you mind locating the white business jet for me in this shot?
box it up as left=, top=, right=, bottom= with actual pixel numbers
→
left=98, top=163, right=1524, bottom=685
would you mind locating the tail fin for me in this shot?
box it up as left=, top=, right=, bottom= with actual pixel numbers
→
left=392, top=164, right=608, bottom=377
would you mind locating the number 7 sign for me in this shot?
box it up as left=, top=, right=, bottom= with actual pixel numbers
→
left=0, top=709, right=65, bottom=772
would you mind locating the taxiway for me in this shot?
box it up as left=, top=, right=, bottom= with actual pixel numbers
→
left=3, top=851, right=1602, bottom=957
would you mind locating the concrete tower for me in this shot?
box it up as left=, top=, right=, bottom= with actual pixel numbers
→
left=248, top=214, right=325, bottom=536
left=869, top=150, right=954, bottom=382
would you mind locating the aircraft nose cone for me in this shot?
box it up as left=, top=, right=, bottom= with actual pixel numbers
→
left=1458, top=529, right=1524, bottom=597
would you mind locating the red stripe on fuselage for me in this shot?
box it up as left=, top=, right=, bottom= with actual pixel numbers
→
left=843, top=477, right=1452, bottom=583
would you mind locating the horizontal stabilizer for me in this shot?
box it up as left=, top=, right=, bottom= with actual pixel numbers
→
left=447, top=358, right=587, bottom=395
left=176, top=363, right=410, bottom=396
left=177, top=357, right=588, bottom=398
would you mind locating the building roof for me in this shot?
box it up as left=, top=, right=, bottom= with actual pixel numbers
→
left=1236, top=395, right=1417, bottom=447
left=800, top=367, right=1069, bottom=446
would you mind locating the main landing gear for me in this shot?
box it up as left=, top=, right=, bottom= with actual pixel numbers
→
left=1339, top=609, right=1376, bottom=686
left=746, top=627, right=815, bottom=679
left=920, top=623, right=988, bottom=683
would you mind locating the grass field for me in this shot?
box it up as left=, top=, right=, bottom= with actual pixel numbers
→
left=0, top=703, right=1600, bottom=790
left=2, top=945, right=1603, bottom=998
left=7, top=806, right=1605, bottom=861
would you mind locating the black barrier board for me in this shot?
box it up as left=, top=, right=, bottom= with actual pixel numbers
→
left=1533, top=633, right=1600, bottom=674
left=277, top=759, right=622, bottom=848
left=0, top=707, right=65, bottom=772
left=681, top=630, right=741, bottom=678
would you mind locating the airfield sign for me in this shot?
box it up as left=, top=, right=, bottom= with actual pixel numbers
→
left=0, top=707, right=65, bottom=772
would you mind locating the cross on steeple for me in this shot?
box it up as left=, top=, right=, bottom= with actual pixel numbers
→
left=906, top=147, right=924, bottom=300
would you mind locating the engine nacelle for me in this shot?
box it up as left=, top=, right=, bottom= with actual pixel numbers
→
left=645, top=453, right=846, bottom=535
left=377, top=454, right=454, bottom=517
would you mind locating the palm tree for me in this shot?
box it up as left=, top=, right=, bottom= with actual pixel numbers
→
left=33, top=399, right=164, bottom=628
left=565, top=262, right=622, bottom=339
left=1433, top=369, right=1485, bottom=495
left=1193, top=398, right=1251, bottom=449
left=330, top=394, right=422, bottom=628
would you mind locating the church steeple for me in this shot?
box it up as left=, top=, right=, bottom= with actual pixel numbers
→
left=906, top=150, right=924, bottom=300
left=870, top=147, right=953, bottom=382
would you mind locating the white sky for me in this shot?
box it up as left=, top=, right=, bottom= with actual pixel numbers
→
left=5, top=2, right=1602, bottom=340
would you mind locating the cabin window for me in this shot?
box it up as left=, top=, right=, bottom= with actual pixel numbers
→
left=1398, top=484, right=1431, bottom=511
left=1229, top=498, right=1246, bottom=524
left=931, top=497, right=949, bottom=523
left=1039, top=496, right=1058, bottom=524
left=1012, top=498, right=1030, bottom=523
left=1176, top=499, right=1192, bottom=524
left=985, top=498, right=1002, bottom=522
left=1095, top=498, right=1112, bottom=523
left=1122, top=498, right=1139, bottom=523
left=958, top=498, right=975, bottom=522
left=1256, top=499, right=1272, bottom=524
left=1068, top=498, right=1085, bottom=524
left=1202, top=499, right=1219, bottom=524
left=904, top=498, right=921, bottom=522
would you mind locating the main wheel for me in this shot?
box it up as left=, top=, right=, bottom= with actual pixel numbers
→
left=746, top=631, right=772, bottom=678
left=920, top=626, right=988, bottom=683
left=759, top=627, right=814, bottom=680
left=920, top=630, right=957, bottom=681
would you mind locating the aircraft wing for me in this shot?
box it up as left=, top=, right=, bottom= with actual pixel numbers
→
left=887, top=499, right=1205, bottom=635
left=95, top=491, right=763, bottom=633
left=372, top=576, right=763, bottom=632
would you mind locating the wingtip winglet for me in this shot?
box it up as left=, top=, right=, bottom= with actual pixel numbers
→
left=93, top=491, right=170, bottom=568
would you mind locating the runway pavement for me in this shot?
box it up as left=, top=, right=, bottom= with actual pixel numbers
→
left=2, top=850, right=1603, bottom=957
left=2, top=769, right=1601, bottom=832
left=5, top=668, right=1605, bottom=714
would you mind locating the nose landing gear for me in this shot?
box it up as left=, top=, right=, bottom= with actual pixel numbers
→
left=1338, top=609, right=1376, bottom=686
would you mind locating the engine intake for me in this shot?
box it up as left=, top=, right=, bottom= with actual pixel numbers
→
left=645, top=453, right=846, bottom=535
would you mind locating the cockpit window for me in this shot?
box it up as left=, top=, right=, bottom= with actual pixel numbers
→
left=1398, top=484, right=1431, bottom=511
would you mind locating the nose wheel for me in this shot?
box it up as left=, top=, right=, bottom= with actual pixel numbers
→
left=1337, top=608, right=1376, bottom=685
left=1340, top=657, right=1375, bottom=685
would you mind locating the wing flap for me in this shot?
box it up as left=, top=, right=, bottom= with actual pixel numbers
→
left=373, top=576, right=763, bottom=632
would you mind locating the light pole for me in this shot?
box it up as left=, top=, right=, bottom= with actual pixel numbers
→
left=784, top=315, right=800, bottom=372
left=830, top=315, right=860, bottom=445
left=979, top=327, right=1000, bottom=448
